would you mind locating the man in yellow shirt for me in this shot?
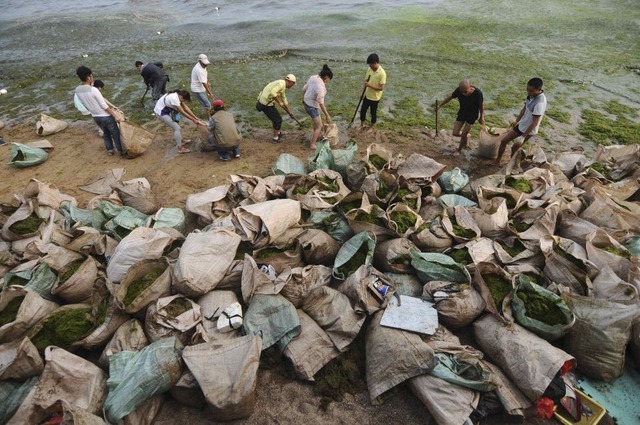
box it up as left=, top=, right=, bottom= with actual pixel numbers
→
left=358, top=53, right=386, bottom=131
left=256, top=74, right=297, bottom=143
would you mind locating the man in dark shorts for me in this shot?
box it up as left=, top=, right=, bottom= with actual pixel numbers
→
left=436, top=80, right=485, bottom=154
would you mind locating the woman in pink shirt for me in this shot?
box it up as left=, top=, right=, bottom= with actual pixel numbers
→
left=302, top=64, right=333, bottom=149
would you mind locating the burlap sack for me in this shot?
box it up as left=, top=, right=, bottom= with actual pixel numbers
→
left=115, top=257, right=172, bottom=314
left=473, top=314, right=575, bottom=402
left=396, top=153, right=446, bottom=186
left=33, top=347, right=107, bottom=415
left=366, top=310, right=436, bottom=403
left=442, top=206, right=481, bottom=244
left=541, top=235, right=597, bottom=296
left=182, top=334, right=262, bottom=421
left=373, top=237, right=417, bottom=274
left=562, top=292, right=640, bottom=381
left=122, top=394, right=163, bottom=425
left=106, top=227, right=173, bottom=283
left=1, top=199, right=44, bottom=241
left=478, top=125, right=507, bottom=159
left=0, top=287, right=59, bottom=343
left=410, top=218, right=454, bottom=252
left=98, top=319, right=148, bottom=369
left=472, top=262, right=514, bottom=319
left=170, top=370, right=206, bottom=409
left=386, top=203, right=423, bottom=238
left=283, top=309, right=340, bottom=381
left=295, top=228, right=340, bottom=265
left=253, top=240, right=303, bottom=274
left=173, top=229, right=241, bottom=297
left=423, top=281, right=485, bottom=328
left=76, top=291, right=130, bottom=350
left=111, top=178, right=159, bottom=215
left=346, top=196, right=395, bottom=242
left=51, top=256, right=98, bottom=303
left=507, top=202, right=560, bottom=242
left=361, top=170, right=398, bottom=207
left=144, top=295, right=201, bottom=343
left=302, top=286, right=365, bottom=352
left=0, top=337, right=43, bottom=380
left=468, top=197, right=509, bottom=239
left=586, top=229, right=635, bottom=283
left=185, top=184, right=233, bottom=226
left=233, top=199, right=301, bottom=249
left=192, top=290, right=242, bottom=344
left=592, top=266, right=638, bottom=303
left=278, top=265, right=332, bottom=308
left=580, top=189, right=640, bottom=234
left=240, top=254, right=287, bottom=304
left=36, top=114, right=68, bottom=136
left=119, top=121, right=155, bottom=158
left=337, top=265, right=395, bottom=315
left=408, top=373, right=479, bottom=425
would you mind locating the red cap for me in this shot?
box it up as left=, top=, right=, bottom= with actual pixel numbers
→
left=212, top=99, right=224, bottom=109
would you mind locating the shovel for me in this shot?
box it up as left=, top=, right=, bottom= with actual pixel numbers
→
left=434, top=99, right=439, bottom=139
left=347, top=76, right=371, bottom=128
left=139, top=87, right=149, bottom=107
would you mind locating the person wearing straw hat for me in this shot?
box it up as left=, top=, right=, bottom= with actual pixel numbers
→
left=436, top=79, right=485, bottom=154
left=256, top=74, right=297, bottom=143
left=191, top=53, right=215, bottom=119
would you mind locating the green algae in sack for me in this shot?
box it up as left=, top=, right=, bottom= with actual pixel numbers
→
left=235, top=241, right=254, bottom=260
left=368, top=154, right=387, bottom=171
left=164, top=297, right=193, bottom=317
left=450, top=215, right=476, bottom=239
left=483, top=273, right=511, bottom=312
left=123, top=270, right=162, bottom=307
left=30, top=308, right=94, bottom=353
left=512, top=218, right=532, bottom=233
left=293, top=182, right=315, bottom=195
left=499, top=239, right=527, bottom=257
left=7, top=275, right=29, bottom=287
left=315, top=176, right=339, bottom=193
left=338, top=199, right=361, bottom=214
left=376, top=179, right=391, bottom=200
left=0, top=296, right=25, bottom=327
left=393, top=188, right=418, bottom=209
left=487, top=193, right=516, bottom=209
left=355, top=211, right=386, bottom=228
left=8, top=214, right=44, bottom=234
left=59, top=259, right=84, bottom=282
left=94, top=297, right=110, bottom=327
left=515, top=291, right=566, bottom=326
left=505, top=177, right=533, bottom=193
left=448, top=248, right=472, bottom=265
left=337, top=244, right=369, bottom=278
left=390, top=211, right=416, bottom=234
left=553, top=246, right=584, bottom=269
left=588, top=162, right=607, bottom=174
left=603, top=246, right=631, bottom=259
left=256, top=242, right=297, bottom=260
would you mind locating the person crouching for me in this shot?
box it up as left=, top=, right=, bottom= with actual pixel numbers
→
left=204, top=99, right=241, bottom=161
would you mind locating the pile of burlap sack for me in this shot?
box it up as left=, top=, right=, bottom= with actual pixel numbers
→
left=1, top=138, right=640, bottom=425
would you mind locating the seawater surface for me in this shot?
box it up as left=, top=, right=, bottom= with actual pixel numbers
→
left=0, top=0, right=638, bottom=144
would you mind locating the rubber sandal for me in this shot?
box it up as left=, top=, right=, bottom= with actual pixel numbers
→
left=178, top=148, right=191, bottom=154
left=182, top=140, right=192, bottom=145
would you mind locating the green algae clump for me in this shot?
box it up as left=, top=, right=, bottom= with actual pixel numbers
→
left=123, top=270, right=162, bottom=307
left=516, top=291, right=566, bottom=326
left=256, top=242, right=297, bottom=260
left=603, top=246, right=631, bottom=259
left=164, top=297, right=193, bottom=317
left=9, top=214, right=44, bottom=235
left=448, top=248, right=472, bottom=265
left=368, top=154, right=387, bottom=171
left=337, top=244, right=369, bottom=278
left=59, top=259, right=84, bottom=282
left=390, top=211, right=416, bottom=234
left=29, top=308, right=94, bottom=353
left=505, top=177, right=533, bottom=193
left=393, top=188, right=418, bottom=210
left=7, top=275, right=29, bottom=287
left=0, top=296, right=25, bottom=327
left=338, top=199, right=361, bottom=214
left=355, top=211, right=386, bottom=228
left=483, top=273, right=511, bottom=312
left=499, top=239, right=527, bottom=257
left=376, top=179, right=392, bottom=200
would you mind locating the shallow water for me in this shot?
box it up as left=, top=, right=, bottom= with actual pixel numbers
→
left=0, top=0, right=638, bottom=145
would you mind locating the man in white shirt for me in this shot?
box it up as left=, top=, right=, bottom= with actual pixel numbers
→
left=495, top=78, right=547, bottom=164
left=190, top=54, right=215, bottom=119
left=74, top=66, right=124, bottom=156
